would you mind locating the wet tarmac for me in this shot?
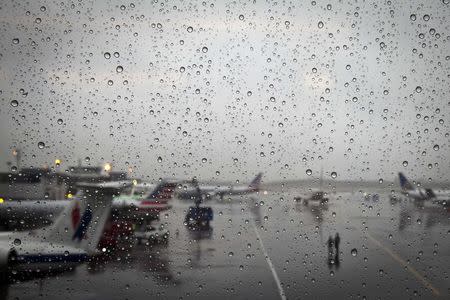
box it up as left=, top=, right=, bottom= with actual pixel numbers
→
left=2, top=187, right=450, bottom=299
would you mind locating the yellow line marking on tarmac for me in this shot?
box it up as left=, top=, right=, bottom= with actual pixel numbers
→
left=366, top=232, right=441, bottom=297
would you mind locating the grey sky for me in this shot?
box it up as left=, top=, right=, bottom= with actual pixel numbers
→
left=0, top=0, right=449, bottom=182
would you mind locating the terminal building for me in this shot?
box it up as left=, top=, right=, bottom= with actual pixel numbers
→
left=0, top=164, right=128, bottom=201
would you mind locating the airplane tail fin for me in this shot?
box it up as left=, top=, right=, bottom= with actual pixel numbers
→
left=248, top=173, right=263, bottom=191
left=146, top=181, right=177, bottom=201
left=399, top=172, right=414, bottom=191
left=42, top=182, right=129, bottom=254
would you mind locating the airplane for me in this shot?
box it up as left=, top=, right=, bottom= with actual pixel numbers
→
left=0, top=182, right=127, bottom=280
left=0, top=180, right=178, bottom=230
left=294, top=169, right=328, bottom=205
left=112, top=180, right=178, bottom=220
left=176, top=173, right=263, bottom=200
left=398, top=172, right=450, bottom=207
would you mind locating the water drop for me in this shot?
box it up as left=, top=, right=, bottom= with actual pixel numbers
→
left=116, top=66, right=123, bottom=73
left=306, top=169, right=312, bottom=176
left=13, top=238, right=21, bottom=246
left=10, top=100, right=18, bottom=107
left=318, top=21, right=324, bottom=29
left=12, top=38, right=19, bottom=44
left=351, top=248, right=357, bottom=256
left=331, top=172, right=337, bottom=179
left=415, top=86, right=422, bottom=93
left=38, top=142, right=45, bottom=149
left=104, top=52, right=111, bottom=59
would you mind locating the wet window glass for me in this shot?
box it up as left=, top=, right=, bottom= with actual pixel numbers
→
left=0, top=0, right=449, bottom=299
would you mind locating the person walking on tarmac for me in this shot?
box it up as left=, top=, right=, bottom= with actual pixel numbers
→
left=334, top=233, right=341, bottom=269
left=327, top=235, right=334, bottom=268
left=334, top=233, right=341, bottom=253
left=327, top=236, right=334, bottom=256
left=192, top=177, right=203, bottom=207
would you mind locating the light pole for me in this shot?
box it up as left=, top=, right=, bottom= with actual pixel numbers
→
left=12, top=148, right=20, bottom=170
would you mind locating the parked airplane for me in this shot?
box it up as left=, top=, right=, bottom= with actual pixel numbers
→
left=398, top=172, right=449, bottom=207
left=112, top=180, right=177, bottom=219
left=177, top=173, right=263, bottom=200
left=0, top=180, right=178, bottom=230
left=0, top=182, right=127, bottom=279
left=294, top=169, right=328, bottom=205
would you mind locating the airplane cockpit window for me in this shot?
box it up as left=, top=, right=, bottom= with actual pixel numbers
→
left=0, top=1, right=449, bottom=299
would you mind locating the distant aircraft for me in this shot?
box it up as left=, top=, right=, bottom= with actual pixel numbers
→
left=112, top=180, right=177, bottom=219
left=0, top=182, right=126, bottom=278
left=398, top=172, right=449, bottom=207
left=294, top=169, right=328, bottom=205
left=0, top=180, right=178, bottom=230
left=177, top=173, right=263, bottom=200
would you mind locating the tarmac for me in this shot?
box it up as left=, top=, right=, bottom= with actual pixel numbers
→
left=2, top=186, right=449, bottom=299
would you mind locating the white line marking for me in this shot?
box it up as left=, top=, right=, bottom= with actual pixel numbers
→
left=252, top=223, right=287, bottom=300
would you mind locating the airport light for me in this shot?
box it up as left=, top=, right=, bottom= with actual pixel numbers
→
left=104, top=162, right=112, bottom=172
left=132, top=179, right=138, bottom=186
left=0, top=197, right=4, bottom=204
left=67, top=193, right=73, bottom=199
left=55, top=159, right=61, bottom=166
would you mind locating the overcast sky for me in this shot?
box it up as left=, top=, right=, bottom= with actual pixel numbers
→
left=0, top=0, right=449, bottom=183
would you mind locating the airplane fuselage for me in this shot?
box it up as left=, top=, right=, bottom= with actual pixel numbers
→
left=0, top=231, right=88, bottom=274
